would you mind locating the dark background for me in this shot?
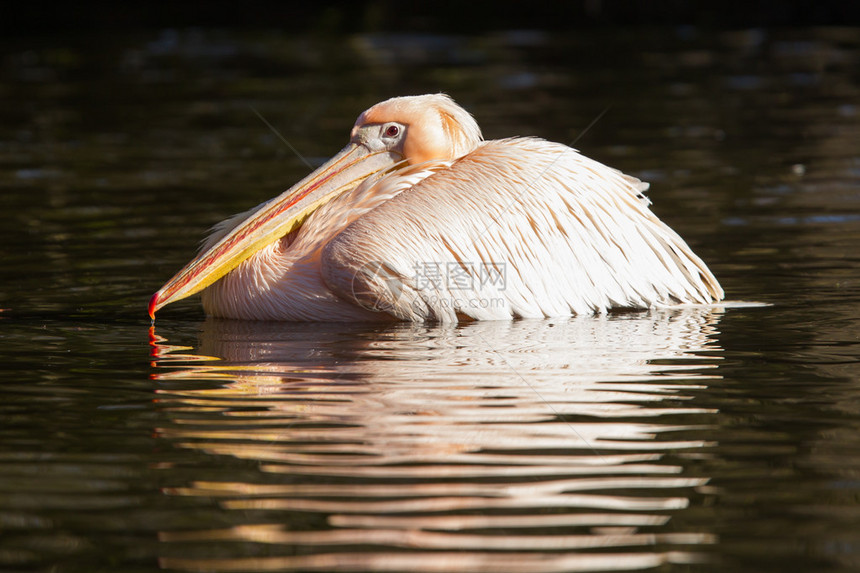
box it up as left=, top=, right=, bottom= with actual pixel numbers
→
left=4, top=0, right=860, bottom=35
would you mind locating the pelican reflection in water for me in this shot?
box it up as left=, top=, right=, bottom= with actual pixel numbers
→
left=151, top=310, right=723, bottom=571
left=149, top=94, right=722, bottom=322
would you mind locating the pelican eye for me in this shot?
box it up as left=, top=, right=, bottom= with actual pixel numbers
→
left=383, top=124, right=400, bottom=138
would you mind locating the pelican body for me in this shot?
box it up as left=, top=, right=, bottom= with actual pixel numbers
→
left=149, top=94, right=722, bottom=322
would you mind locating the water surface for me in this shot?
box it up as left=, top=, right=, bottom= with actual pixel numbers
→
left=1, top=26, right=860, bottom=572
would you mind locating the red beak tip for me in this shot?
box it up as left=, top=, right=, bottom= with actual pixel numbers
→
left=148, top=292, right=160, bottom=321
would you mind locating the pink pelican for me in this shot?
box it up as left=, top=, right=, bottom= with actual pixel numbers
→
left=149, top=94, right=723, bottom=322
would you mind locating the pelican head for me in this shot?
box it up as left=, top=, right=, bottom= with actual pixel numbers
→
left=352, top=94, right=482, bottom=164
left=148, top=94, right=482, bottom=319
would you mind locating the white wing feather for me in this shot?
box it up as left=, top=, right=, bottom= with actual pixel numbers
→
left=323, top=137, right=723, bottom=322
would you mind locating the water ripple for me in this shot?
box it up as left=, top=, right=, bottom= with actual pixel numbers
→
left=150, top=309, right=723, bottom=572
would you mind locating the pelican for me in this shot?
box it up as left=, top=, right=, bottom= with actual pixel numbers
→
left=149, top=94, right=723, bottom=323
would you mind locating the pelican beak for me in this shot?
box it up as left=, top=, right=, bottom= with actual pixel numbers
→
left=148, top=143, right=404, bottom=319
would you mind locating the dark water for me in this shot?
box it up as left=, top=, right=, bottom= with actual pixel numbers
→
left=1, top=27, right=860, bottom=572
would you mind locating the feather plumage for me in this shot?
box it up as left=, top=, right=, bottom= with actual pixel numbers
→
left=155, top=94, right=722, bottom=322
